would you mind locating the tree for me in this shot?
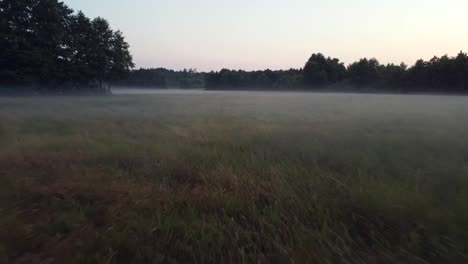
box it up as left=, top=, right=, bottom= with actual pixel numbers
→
left=380, top=63, right=407, bottom=89
left=454, top=51, right=468, bottom=91
left=85, top=19, right=134, bottom=91
left=256, top=72, right=272, bottom=88
left=347, top=58, right=381, bottom=86
left=66, top=11, right=94, bottom=86
left=0, top=0, right=36, bottom=85
left=303, top=53, right=329, bottom=87
left=303, top=53, right=346, bottom=88
left=88, top=17, right=114, bottom=90
left=108, top=30, right=134, bottom=83
left=29, top=0, right=73, bottom=86
left=0, top=0, right=134, bottom=91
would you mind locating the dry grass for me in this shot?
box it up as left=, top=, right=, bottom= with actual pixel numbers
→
left=0, top=92, right=468, bottom=263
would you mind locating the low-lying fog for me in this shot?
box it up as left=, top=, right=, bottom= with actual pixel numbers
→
left=2, top=88, right=468, bottom=127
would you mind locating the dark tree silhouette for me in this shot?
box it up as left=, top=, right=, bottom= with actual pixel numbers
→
left=204, top=69, right=303, bottom=90
left=0, top=0, right=134, bottom=92
left=67, top=11, right=95, bottom=86
left=303, top=53, right=346, bottom=88
left=347, top=58, right=381, bottom=86
left=201, top=52, right=468, bottom=92
left=113, top=68, right=204, bottom=89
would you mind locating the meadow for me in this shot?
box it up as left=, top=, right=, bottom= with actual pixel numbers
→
left=0, top=91, right=467, bottom=263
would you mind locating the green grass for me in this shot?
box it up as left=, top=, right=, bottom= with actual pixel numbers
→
left=0, top=92, right=468, bottom=263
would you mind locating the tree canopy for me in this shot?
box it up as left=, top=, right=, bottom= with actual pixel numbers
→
left=0, top=0, right=134, bottom=91
left=303, top=53, right=346, bottom=87
left=113, top=68, right=205, bottom=89
left=201, top=52, right=468, bottom=93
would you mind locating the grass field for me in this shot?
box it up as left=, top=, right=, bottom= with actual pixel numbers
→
left=1, top=92, right=468, bottom=263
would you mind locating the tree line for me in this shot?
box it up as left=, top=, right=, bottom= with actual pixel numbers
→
left=205, top=69, right=303, bottom=90
left=119, top=52, right=468, bottom=93
left=113, top=68, right=204, bottom=89
left=0, top=0, right=134, bottom=92
left=118, top=68, right=303, bottom=90
left=204, top=52, right=468, bottom=92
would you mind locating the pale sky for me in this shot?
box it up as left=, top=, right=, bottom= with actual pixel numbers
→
left=63, top=0, right=468, bottom=71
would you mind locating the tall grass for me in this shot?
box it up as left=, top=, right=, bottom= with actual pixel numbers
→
left=0, top=93, right=467, bottom=263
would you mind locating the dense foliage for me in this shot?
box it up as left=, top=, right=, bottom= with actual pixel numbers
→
left=119, top=52, right=468, bottom=93
left=203, top=52, right=468, bottom=92
left=0, top=0, right=134, bottom=91
left=303, top=53, right=346, bottom=87
left=205, top=69, right=303, bottom=90
left=113, top=68, right=204, bottom=89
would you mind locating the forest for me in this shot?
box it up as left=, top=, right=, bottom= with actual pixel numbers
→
left=0, top=0, right=134, bottom=92
left=119, top=52, right=468, bottom=93
left=124, top=52, right=466, bottom=92
left=112, top=68, right=205, bottom=89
